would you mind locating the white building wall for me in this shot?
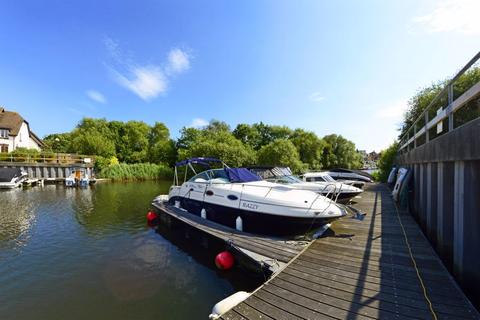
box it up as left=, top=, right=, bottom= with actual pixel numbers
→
left=10, top=123, right=42, bottom=151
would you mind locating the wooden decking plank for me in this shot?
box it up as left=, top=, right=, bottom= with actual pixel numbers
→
left=270, top=278, right=404, bottom=320
left=220, top=310, right=249, bottom=320
left=308, top=244, right=445, bottom=272
left=262, top=284, right=375, bottom=320
left=276, top=268, right=432, bottom=318
left=288, top=260, right=469, bottom=307
left=311, top=239, right=437, bottom=261
left=299, top=250, right=451, bottom=282
left=256, top=288, right=341, bottom=320
left=232, top=300, right=274, bottom=320
left=279, top=266, right=477, bottom=319
left=243, top=296, right=301, bottom=320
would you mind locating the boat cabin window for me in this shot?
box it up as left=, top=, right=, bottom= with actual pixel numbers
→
left=207, top=169, right=230, bottom=183
left=306, top=176, right=328, bottom=182
left=189, top=171, right=210, bottom=183
left=188, top=169, right=230, bottom=183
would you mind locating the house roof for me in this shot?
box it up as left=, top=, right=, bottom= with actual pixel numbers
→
left=0, top=107, right=24, bottom=135
left=0, top=107, right=44, bottom=146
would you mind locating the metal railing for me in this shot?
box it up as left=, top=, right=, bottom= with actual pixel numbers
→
left=0, top=152, right=95, bottom=165
left=399, top=51, right=480, bottom=153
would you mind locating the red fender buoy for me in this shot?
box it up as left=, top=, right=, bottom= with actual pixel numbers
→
left=215, top=251, right=234, bottom=270
left=146, top=211, right=158, bottom=226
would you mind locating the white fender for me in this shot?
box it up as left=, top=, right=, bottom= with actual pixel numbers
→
left=209, top=291, right=250, bottom=319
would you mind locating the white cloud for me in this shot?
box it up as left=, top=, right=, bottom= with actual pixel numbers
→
left=167, top=48, right=190, bottom=74
left=113, top=66, right=167, bottom=101
left=104, top=37, right=191, bottom=101
left=374, top=100, right=408, bottom=119
left=86, top=90, right=107, bottom=104
left=413, top=0, right=480, bottom=35
left=188, top=118, right=209, bottom=128
left=309, top=92, right=325, bottom=102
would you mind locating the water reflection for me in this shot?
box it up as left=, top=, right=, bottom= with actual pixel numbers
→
left=0, top=188, right=37, bottom=250
left=0, top=181, right=261, bottom=320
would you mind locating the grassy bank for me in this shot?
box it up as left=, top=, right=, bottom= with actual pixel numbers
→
left=98, top=163, right=173, bottom=181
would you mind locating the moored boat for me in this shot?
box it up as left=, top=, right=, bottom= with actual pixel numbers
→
left=249, top=166, right=363, bottom=204
left=163, top=158, right=347, bottom=237
left=0, top=168, right=27, bottom=189
left=300, top=171, right=365, bottom=189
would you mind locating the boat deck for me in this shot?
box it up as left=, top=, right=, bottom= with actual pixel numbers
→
left=151, top=201, right=308, bottom=269
left=218, top=184, right=479, bottom=320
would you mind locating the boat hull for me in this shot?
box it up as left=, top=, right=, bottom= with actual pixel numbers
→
left=168, top=196, right=341, bottom=237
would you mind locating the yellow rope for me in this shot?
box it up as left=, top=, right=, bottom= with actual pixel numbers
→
left=393, top=201, right=438, bottom=320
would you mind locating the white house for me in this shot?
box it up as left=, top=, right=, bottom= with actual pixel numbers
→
left=0, top=107, right=44, bottom=153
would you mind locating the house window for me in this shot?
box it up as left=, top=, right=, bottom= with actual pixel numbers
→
left=0, top=144, right=8, bottom=153
left=0, top=129, right=9, bottom=139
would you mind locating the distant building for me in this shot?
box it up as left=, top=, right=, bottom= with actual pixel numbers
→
left=0, top=107, right=44, bottom=153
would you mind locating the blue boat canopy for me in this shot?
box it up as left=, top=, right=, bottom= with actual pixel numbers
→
left=225, top=168, right=262, bottom=183
left=175, top=157, right=224, bottom=167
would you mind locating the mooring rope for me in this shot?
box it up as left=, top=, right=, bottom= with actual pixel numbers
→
left=393, top=201, right=438, bottom=320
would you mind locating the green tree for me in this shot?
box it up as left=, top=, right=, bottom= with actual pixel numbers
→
left=289, top=129, right=325, bottom=169
left=177, top=123, right=255, bottom=167
left=322, top=134, right=362, bottom=169
left=42, top=133, right=72, bottom=152
left=257, top=139, right=305, bottom=173
left=148, top=122, right=177, bottom=166
left=117, top=121, right=150, bottom=163
left=233, top=122, right=293, bottom=150
left=376, top=142, right=399, bottom=182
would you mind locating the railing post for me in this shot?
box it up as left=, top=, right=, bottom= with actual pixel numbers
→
left=424, top=112, right=429, bottom=143
left=413, top=125, right=417, bottom=149
left=448, top=84, right=454, bottom=131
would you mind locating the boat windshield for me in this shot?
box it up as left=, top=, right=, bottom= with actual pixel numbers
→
left=267, top=175, right=303, bottom=184
left=188, top=169, right=230, bottom=184
left=321, top=174, right=336, bottom=182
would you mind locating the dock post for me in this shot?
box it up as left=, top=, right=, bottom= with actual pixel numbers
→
left=453, top=160, right=465, bottom=280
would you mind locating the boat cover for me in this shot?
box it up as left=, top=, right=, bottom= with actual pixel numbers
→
left=248, top=166, right=293, bottom=179
left=0, top=168, right=24, bottom=182
left=175, top=157, right=223, bottom=167
left=225, top=168, right=262, bottom=183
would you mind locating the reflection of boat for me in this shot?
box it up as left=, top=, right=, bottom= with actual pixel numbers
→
left=300, top=171, right=365, bottom=189
left=0, top=168, right=27, bottom=189
left=249, top=166, right=362, bottom=204
left=65, top=167, right=90, bottom=187
left=165, top=158, right=346, bottom=237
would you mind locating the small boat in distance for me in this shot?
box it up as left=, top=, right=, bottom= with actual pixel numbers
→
left=249, top=166, right=363, bottom=204
left=0, top=168, right=27, bottom=189
left=65, top=167, right=90, bottom=187
left=162, top=158, right=347, bottom=237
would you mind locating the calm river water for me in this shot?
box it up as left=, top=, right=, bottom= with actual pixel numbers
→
left=0, top=181, right=261, bottom=320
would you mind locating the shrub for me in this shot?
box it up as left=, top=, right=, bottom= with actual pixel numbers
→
left=376, top=142, right=399, bottom=182
left=98, top=163, right=173, bottom=181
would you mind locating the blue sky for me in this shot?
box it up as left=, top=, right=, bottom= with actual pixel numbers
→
left=0, top=0, right=478, bottom=151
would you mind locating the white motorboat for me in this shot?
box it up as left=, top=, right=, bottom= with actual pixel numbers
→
left=162, top=158, right=347, bottom=237
left=65, top=167, right=89, bottom=187
left=300, top=171, right=365, bottom=189
left=250, top=167, right=363, bottom=204
left=0, top=168, right=27, bottom=189
left=320, top=168, right=373, bottom=184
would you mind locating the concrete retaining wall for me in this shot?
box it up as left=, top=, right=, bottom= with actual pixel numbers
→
left=0, top=162, right=94, bottom=179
